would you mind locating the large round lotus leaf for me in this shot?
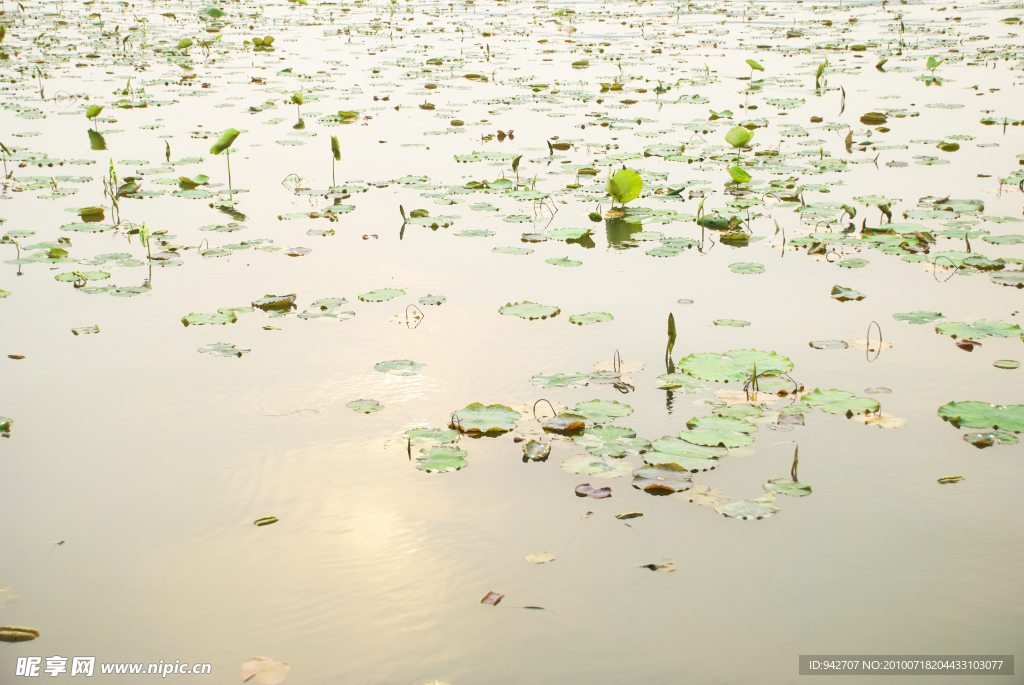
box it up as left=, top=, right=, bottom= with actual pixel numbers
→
left=417, top=445, right=467, bottom=473
left=803, top=388, right=880, bottom=416
left=561, top=454, right=634, bottom=479
left=359, top=288, right=405, bottom=302
left=374, top=359, right=425, bottom=376
left=606, top=168, right=643, bottom=204
left=656, top=374, right=708, bottom=392
left=573, top=399, right=633, bottom=424
left=893, top=311, right=944, bottom=324
left=936, top=320, right=1022, bottom=340
left=763, top=479, right=812, bottom=497
left=450, top=402, right=521, bottom=433
left=55, top=270, right=109, bottom=282
left=686, top=415, right=758, bottom=433
left=715, top=498, right=778, bottom=520
left=499, top=301, right=560, bottom=320
left=573, top=426, right=650, bottom=457
left=181, top=311, right=237, bottom=326
left=531, top=372, right=589, bottom=388
left=963, top=431, right=1019, bottom=448
left=678, top=429, right=753, bottom=449
left=937, top=401, right=1024, bottom=433
left=347, top=399, right=383, bottom=414
left=405, top=428, right=459, bottom=443
left=631, top=464, right=693, bottom=495
left=569, top=311, right=613, bottom=325
left=983, top=235, right=1024, bottom=245
left=831, top=285, right=865, bottom=301
left=715, top=404, right=765, bottom=420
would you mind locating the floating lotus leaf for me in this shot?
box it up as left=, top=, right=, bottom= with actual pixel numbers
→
left=405, top=428, right=459, bottom=443
left=893, top=311, right=944, bottom=324
left=830, top=285, right=865, bottom=301
left=729, top=262, right=764, bottom=274
left=631, top=464, right=693, bottom=495
left=181, top=312, right=237, bottom=326
left=714, top=319, right=750, bottom=328
left=531, top=372, right=589, bottom=388
left=561, top=454, right=633, bottom=479
left=522, top=440, right=550, bottom=461
left=682, top=483, right=730, bottom=507
left=573, top=399, right=633, bottom=424
left=838, top=258, right=869, bottom=269
left=656, top=374, right=708, bottom=392
left=573, top=426, right=650, bottom=457
left=763, top=479, right=812, bottom=497
left=525, top=552, right=556, bottom=564
left=546, top=256, right=582, bottom=267
left=994, top=360, right=1020, bottom=370
left=803, top=388, right=879, bottom=416
left=575, top=483, right=612, bottom=499
left=991, top=273, right=1024, bottom=288
left=499, top=301, right=560, bottom=320
left=983, top=234, right=1024, bottom=245
left=359, top=288, right=405, bottom=302
left=715, top=496, right=779, bottom=520
left=549, top=227, right=592, bottom=240
left=493, top=246, right=533, bottom=255
left=416, top=445, right=467, bottom=473
left=569, top=311, right=613, bottom=325
left=935, top=320, right=1022, bottom=340
left=687, top=415, right=758, bottom=433
left=450, top=402, right=520, bottom=434
left=198, top=342, right=249, bottom=357
left=252, top=294, right=296, bottom=310
left=937, top=401, right=1024, bottom=433
left=543, top=412, right=593, bottom=433
left=810, top=340, right=848, bottom=350
left=418, top=294, right=446, bottom=306
left=347, top=399, right=383, bottom=414
left=374, top=359, right=425, bottom=376
left=963, top=431, right=1019, bottom=448
left=680, top=349, right=793, bottom=382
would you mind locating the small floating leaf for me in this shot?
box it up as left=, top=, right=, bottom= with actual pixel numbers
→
left=374, top=359, right=425, bottom=376
left=417, top=445, right=467, bottom=473
left=346, top=399, right=383, bottom=414
left=525, top=552, right=556, bottom=564
left=254, top=516, right=279, bottom=526
left=239, top=658, right=290, bottom=685
left=499, top=301, right=560, bottom=320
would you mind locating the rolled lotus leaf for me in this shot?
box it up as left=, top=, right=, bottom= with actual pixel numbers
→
left=0, top=626, right=39, bottom=643
left=210, top=128, right=240, bottom=155
left=725, top=125, right=754, bottom=148
left=262, top=35, right=275, bottom=46
left=331, top=135, right=341, bottom=161
left=86, top=105, right=103, bottom=120
left=291, top=92, right=304, bottom=105
left=178, top=38, right=193, bottom=49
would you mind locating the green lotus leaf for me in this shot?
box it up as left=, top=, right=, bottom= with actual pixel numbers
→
left=982, top=234, right=1024, bottom=245
left=830, top=285, right=865, bottom=301
left=522, top=440, right=550, bottom=461
left=937, top=401, right=1024, bottom=433
left=803, top=388, right=880, bottom=416
left=531, top=372, right=589, bottom=388
left=418, top=294, right=446, bottom=306
left=991, top=273, right=1024, bottom=288
left=606, top=168, right=643, bottom=204
left=346, top=399, right=383, bottom=414
left=569, top=311, right=613, bottom=325
left=963, top=431, right=1019, bottom=448
left=546, top=256, right=582, bottom=267
left=548, top=227, right=592, bottom=241
left=499, top=301, right=560, bottom=320
left=746, top=59, right=765, bottom=72
left=680, top=349, right=793, bottom=382
left=374, top=359, right=425, bottom=376
left=252, top=294, right=296, bottom=310
left=181, top=312, right=237, bottom=326
left=573, top=426, right=650, bottom=457
left=715, top=498, right=779, bottom=520
left=763, top=479, right=811, bottom=497
left=86, top=105, right=104, bottom=120
left=417, top=445, right=467, bottom=473
left=631, top=464, right=693, bottom=494
left=725, top=126, right=754, bottom=148
left=893, top=311, right=944, bottom=324
left=838, top=258, right=869, bottom=269
left=678, top=429, right=752, bottom=449
left=656, top=373, right=708, bottom=392
left=210, top=128, right=240, bottom=155
left=728, top=166, right=751, bottom=183
left=178, top=38, right=193, bottom=49
left=493, top=246, right=533, bottom=255
left=0, top=416, right=12, bottom=435
left=936, top=320, right=1022, bottom=340
left=543, top=412, right=593, bottom=433
left=686, top=415, right=758, bottom=433
left=405, top=428, right=459, bottom=443
left=359, top=288, right=405, bottom=302
left=729, top=262, right=763, bottom=274
left=55, top=271, right=109, bottom=282
left=450, top=402, right=520, bottom=434
left=714, top=319, right=750, bottom=328
left=198, top=342, right=249, bottom=357
left=573, top=399, right=633, bottom=425
left=560, top=454, right=634, bottom=479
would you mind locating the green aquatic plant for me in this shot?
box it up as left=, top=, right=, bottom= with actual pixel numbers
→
left=330, top=135, right=340, bottom=187
left=209, top=128, right=241, bottom=190
left=725, top=125, right=754, bottom=162
left=606, top=168, right=643, bottom=207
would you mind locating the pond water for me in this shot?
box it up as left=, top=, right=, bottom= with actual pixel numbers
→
left=1, top=0, right=1022, bottom=681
